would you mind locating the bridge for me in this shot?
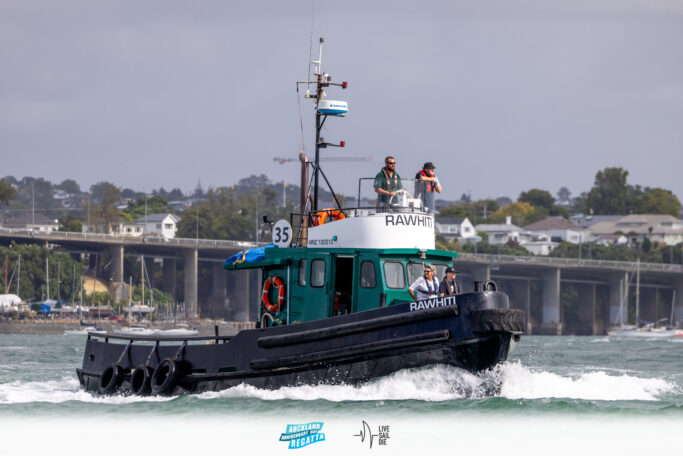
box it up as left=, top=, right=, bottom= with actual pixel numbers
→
left=0, top=229, right=263, bottom=321
left=2, top=229, right=682, bottom=334
left=454, top=253, right=683, bottom=335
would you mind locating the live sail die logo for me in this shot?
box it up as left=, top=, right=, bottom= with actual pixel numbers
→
left=354, top=420, right=390, bottom=449
left=279, top=422, right=326, bottom=449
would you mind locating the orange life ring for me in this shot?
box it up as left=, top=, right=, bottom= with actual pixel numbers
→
left=262, top=276, right=285, bottom=312
left=313, top=208, right=346, bottom=226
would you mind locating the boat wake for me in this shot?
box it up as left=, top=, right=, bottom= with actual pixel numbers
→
left=0, top=377, right=173, bottom=405
left=197, top=361, right=676, bottom=403
left=0, top=362, right=675, bottom=405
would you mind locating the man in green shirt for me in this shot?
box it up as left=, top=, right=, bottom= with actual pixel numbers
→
left=374, top=156, right=403, bottom=206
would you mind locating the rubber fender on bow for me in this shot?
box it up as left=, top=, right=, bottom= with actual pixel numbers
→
left=262, top=276, right=285, bottom=313
left=98, top=363, right=124, bottom=395
left=130, top=365, right=154, bottom=396
left=471, top=308, right=525, bottom=333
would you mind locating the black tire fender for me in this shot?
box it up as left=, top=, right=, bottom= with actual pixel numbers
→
left=98, top=363, right=124, bottom=395
left=151, top=358, right=181, bottom=396
left=471, top=308, right=525, bottom=333
left=130, top=365, right=154, bottom=396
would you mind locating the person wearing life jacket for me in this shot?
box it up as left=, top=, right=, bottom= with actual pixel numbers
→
left=408, top=264, right=440, bottom=301
left=415, top=162, right=442, bottom=212
left=439, top=267, right=461, bottom=297
left=373, top=156, right=403, bottom=207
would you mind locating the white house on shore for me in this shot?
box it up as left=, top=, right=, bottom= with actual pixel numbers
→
left=588, top=214, right=683, bottom=246
left=435, top=217, right=476, bottom=242
left=83, top=217, right=143, bottom=236
left=135, top=213, right=180, bottom=238
left=2, top=213, right=60, bottom=234
left=523, top=217, right=588, bottom=244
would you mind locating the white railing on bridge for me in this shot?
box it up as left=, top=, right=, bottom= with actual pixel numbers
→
left=457, top=252, right=683, bottom=273
left=0, top=227, right=264, bottom=250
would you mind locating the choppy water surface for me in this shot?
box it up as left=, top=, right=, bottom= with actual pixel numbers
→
left=0, top=334, right=680, bottom=417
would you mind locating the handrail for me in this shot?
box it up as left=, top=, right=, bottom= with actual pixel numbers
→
left=456, top=252, right=683, bottom=272
left=0, top=228, right=266, bottom=249
left=87, top=332, right=233, bottom=342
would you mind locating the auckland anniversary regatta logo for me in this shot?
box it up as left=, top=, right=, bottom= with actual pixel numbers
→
left=279, top=422, right=326, bottom=449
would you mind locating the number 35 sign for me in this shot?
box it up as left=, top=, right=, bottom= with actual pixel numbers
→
left=272, top=219, right=293, bottom=248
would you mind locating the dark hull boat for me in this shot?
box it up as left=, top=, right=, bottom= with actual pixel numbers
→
left=77, top=291, right=523, bottom=395
left=76, top=37, right=524, bottom=397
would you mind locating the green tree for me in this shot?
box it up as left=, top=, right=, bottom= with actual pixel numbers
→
left=519, top=188, right=554, bottom=211
left=439, top=199, right=499, bottom=223
left=89, top=182, right=121, bottom=233
left=57, top=179, right=81, bottom=194
left=0, top=243, right=83, bottom=302
left=123, top=195, right=174, bottom=220
left=0, top=179, right=16, bottom=205
left=557, top=186, right=571, bottom=203
left=638, top=187, right=680, bottom=216
left=58, top=216, right=82, bottom=232
left=584, top=167, right=629, bottom=214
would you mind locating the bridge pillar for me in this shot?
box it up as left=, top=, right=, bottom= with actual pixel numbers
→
left=523, top=280, right=532, bottom=335
left=226, top=269, right=251, bottom=321
left=609, top=273, right=629, bottom=326
left=576, top=283, right=597, bottom=335
left=212, top=263, right=227, bottom=299
left=674, top=282, right=683, bottom=327
left=639, top=287, right=658, bottom=325
left=183, top=249, right=198, bottom=320
left=460, top=265, right=490, bottom=293
left=202, top=262, right=228, bottom=319
left=162, top=258, right=176, bottom=296
left=108, top=245, right=124, bottom=284
left=540, top=268, right=562, bottom=335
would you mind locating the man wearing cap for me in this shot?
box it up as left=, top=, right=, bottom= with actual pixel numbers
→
left=415, top=162, right=442, bottom=212
left=408, top=264, right=440, bottom=301
left=439, top=267, right=460, bottom=297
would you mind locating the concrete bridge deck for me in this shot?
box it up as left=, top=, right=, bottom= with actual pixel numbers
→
left=2, top=229, right=681, bottom=334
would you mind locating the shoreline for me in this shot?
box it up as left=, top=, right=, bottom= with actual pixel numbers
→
left=0, top=319, right=254, bottom=335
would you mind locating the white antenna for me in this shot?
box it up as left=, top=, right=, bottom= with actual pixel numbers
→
left=312, top=37, right=324, bottom=76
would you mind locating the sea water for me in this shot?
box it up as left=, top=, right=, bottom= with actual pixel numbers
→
left=0, top=334, right=681, bottom=454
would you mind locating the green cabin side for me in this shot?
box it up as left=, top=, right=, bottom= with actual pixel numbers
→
left=225, top=247, right=458, bottom=325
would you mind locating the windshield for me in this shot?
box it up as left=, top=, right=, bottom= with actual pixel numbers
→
left=407, top=262, right=448, bottom=284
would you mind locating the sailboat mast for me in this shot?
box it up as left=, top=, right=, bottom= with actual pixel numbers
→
left=635, top=258, right=640, bottom=326
left=16, top=255, right=20, bottom=297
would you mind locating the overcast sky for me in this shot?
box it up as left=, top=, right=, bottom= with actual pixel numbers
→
left=2, top=0, right=682, bottom=203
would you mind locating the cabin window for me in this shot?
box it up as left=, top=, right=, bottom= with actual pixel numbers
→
left=311, top=259, right=326, bottom=287
left=298, top=259, right=307, bottom=286
left=383, top=261, right=405, bottom=289
left=407, top=262, right=423, bottom=284
left=433, top=263, right=447, bottom=279
left=360, top=261, right=377, bottom=288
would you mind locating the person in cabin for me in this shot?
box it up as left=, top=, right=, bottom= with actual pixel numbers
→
left=439, top=267, right=460, bottom=297
left=374, top=156, right=403, bottom=206
left=408, top=264, right=440, bottom=301
left=415, top=162, right=442, bottom=212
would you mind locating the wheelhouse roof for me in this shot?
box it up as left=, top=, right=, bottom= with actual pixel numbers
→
left=224, top=247, right=457, bottom=270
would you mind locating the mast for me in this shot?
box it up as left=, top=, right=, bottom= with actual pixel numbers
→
left=16, top=255, right=20, bottom=297
left=635, top=258, right=640, bottom=326
left=298, top=37, right=348, bottom=213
